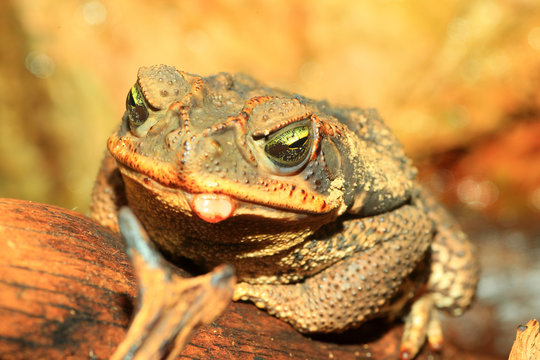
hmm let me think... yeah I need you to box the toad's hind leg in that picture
[400,188,479,358]
[427,218,479,316]
[233,222,431,333]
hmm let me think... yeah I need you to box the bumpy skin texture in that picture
[91,65,479,356]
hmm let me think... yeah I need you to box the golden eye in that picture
[126,83,149,126]
[264,125,312,170]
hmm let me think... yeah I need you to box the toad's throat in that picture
[108,134,337,215]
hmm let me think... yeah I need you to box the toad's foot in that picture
[399,294,443,359]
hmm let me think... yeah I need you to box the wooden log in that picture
[0,198,493,359]
[0,198,136,359]
[509,319,539,360]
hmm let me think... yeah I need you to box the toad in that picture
[91,65,478,358]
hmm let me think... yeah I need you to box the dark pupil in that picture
[127,91,136,107]
[289,137,307,148]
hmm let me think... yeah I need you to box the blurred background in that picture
[1,0,539,358]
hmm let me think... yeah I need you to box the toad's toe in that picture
[400,294,443,359]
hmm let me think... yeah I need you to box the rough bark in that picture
[0,199,494,360]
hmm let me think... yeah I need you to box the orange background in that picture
[1,1,539,357]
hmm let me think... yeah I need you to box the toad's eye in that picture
[126,83,149,126]
[264,125,312,172]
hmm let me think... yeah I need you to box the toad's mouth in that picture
[108,134,341,221]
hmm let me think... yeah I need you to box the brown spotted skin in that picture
[91,65,479,354]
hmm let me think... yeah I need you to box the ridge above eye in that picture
[264,124,312,173]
